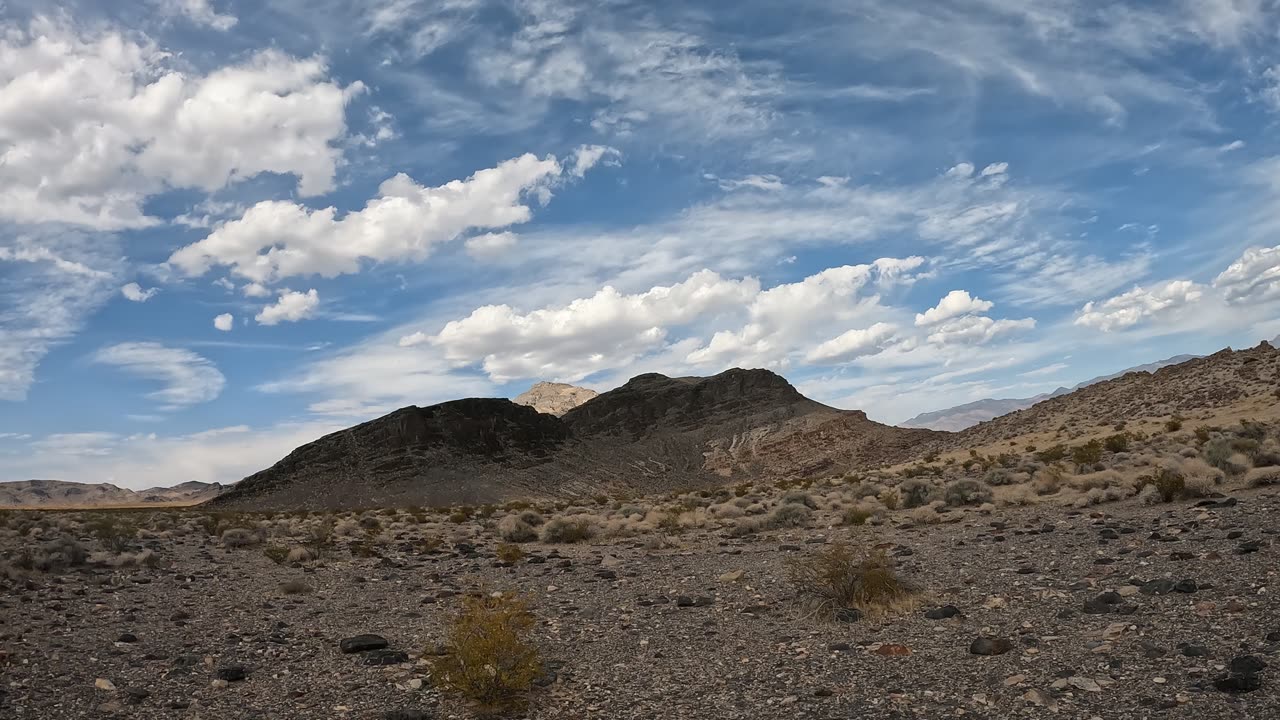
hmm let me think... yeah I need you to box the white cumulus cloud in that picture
[256,289,319,326]
[121,282,158,303]
[1213,244,1280,305]
[154,0,237,30]
[428,270,761,382]
[0,18,359,229]
[806,322,898,364]
[1074,280,1205,331]
[213,313,234,332]
[169,154,572,285]
[914,290,994,326]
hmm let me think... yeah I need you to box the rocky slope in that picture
[208,369,939,511]
[513,381,598,416]
[0,480,224,508]
[902,354,1199,431]
[949,342,1279,449]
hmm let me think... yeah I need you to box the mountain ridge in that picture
[207,368,938,511]
[901,353,1200,431]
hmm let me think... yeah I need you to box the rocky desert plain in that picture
[2,343,1279,719]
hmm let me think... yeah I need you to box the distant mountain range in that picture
[0,479,224,509]
[900,354,1200,431]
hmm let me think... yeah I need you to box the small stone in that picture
[116,633,138,644]
[215,665,247,682]
[970,637,1014,656]
[872,643,911,657]
[675,595,713,608]
[340,634,389,653]
[1004,674,1027,686]
[211,679,229,689]
[95,678,116,692]
[717,569,744,582]
[1173,579,1198,593]
[362,649,409,666]
[925,605,961,620]
[1068,676,1102,692]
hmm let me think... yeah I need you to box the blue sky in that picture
[4,0,1280,488]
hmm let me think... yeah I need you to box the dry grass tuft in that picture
[430,594,542,714]
[495,543,525,564]
[787,542,919,621]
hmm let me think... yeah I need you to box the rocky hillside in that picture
[949,342,1279,448]
[208,368,939,511]
[512,381,598,416]
[0,479,224,508]
[902,354,1198,431]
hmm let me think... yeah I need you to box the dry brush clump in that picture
[430,593,542,714]
[787,541,919,621]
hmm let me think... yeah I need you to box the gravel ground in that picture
[2,489,1277,719]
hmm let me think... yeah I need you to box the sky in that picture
[4,0,1280,489]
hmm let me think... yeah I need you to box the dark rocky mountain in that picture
[208,368,940,511]
[901,353,1199,431]
[0,479,224,508]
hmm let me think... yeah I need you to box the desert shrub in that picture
[768,502,813,528]
[982,468,1015,486]
[993,484,1037,506]
[221,527,261,547]
[497,515,538,543]
[419,534,444,553]
[878,489,900,510]
[728,516,767,537]
[1103,433,1131,453]
[358,515,381,530]
[1246,466,1280,487]
[1182,474,1216,498]
[1236,420,1268,441]
[85,516,136,553]
[898,479,933,509]
[286,546,317,563]
[847,481,884,498]
[708,502,745,519]
[1165,417,1184,432]
[495,543,525,564]
[540,516,594,544]
[909,505,943,524]
[942,479,992,507]
[1031,466,1066,495]
[1036,445,1068,463]
[1249,445,1280,467]
[1070,469,1125,491]
[430,594,541,713]
[842,507,872,526]
[780,490,817,509]
[787,542,917,620]
[262,544,290,565]
[1138,467,1185,502]
[1071,440,1104,468]
[1137,484,1161,505]
[279,579,313,595]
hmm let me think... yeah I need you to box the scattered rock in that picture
[969,637,1014,656]
[340,634,389,653]
[924,605,961,620]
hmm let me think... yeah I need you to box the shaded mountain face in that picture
[0,479,223,508]
[901,354,1200,431]
[512,381,598,416]
[208,368,940,511]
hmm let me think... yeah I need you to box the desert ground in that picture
[2,415,1278,719]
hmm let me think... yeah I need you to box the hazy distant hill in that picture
[0,479,224,508]
[900,354,1199,431]
[513,381,598,416]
